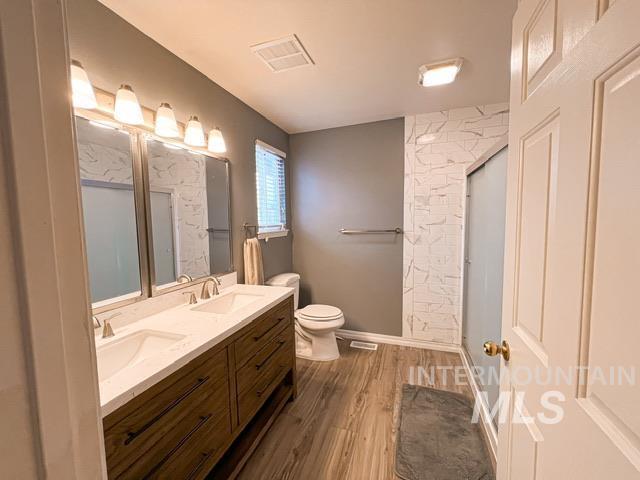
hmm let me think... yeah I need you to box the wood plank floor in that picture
[237,339,472,480]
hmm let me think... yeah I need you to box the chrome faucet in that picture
[200,276,222,300]
[177,274,193,284]
[92,315,101,328]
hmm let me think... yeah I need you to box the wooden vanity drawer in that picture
[234,296,293,369]
[104,348,230,479]
[236,327,293,396]
[127,411,229,480]
[237,340,293,425]
[123,402,230,480]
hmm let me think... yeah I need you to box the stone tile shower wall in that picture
[403,103,509,345]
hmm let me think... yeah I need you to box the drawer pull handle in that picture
[252,317,285,341]
[124,376,210,446]
[142,413,213,479]
[255,340,287,370]
[186,450,215,480]
[256,367,287,397]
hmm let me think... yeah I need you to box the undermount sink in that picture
[191,292,263,315]
[97,330,185,382]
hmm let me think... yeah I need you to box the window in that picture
[255,140,287,237]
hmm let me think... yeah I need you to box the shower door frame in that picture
[460,134,508,461]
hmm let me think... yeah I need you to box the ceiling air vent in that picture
[251,34,314,73]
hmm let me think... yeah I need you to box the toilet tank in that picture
[265,273,300,309]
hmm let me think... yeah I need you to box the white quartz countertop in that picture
[96,284,293,417]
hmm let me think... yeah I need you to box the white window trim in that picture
[255,139,288,241]
[257,228,289,241]
[256,139,287,158]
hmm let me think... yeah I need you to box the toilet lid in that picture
[298,304,343,321]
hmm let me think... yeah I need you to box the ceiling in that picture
[98,0,517,134]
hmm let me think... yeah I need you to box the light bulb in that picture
[184,115,206,147]
[207,127,227,153]
[70,60,97,109]
[154,103,180,138]
[114,84,144,125]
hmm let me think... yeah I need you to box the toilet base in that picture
[295,329,340,361]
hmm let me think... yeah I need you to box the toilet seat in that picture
[296,315,344,332]
[297,304,343,321]
[295,304,345,336]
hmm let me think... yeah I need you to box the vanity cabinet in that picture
[102,296,296,479]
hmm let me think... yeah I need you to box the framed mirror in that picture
[74,114,232,312]
[144,137,233,293]
[75,117,149,310]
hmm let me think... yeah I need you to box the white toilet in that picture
[266,273,344,361]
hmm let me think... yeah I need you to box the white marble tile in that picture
[416,111,447,124]
[448,105,484,120]
[483,125,509,137]
[402,103,509,346]
[404,116,416,144]
[78,143,134,184]
[416,131,447,144]
[482,102,510,115]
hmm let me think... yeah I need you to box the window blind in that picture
[255,143,286,232]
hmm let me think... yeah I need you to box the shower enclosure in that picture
[462,139,508,426]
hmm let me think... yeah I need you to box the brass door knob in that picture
[483,340,510,361]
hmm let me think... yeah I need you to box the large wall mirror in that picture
[76,117,147,308]
[75,116,232,312]
[145,138,232,292]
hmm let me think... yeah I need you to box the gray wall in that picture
[290,119,404,335]
[66,0,292,282]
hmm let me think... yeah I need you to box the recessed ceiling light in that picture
[418,58,463,87]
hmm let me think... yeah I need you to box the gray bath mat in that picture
[395,384,494,480]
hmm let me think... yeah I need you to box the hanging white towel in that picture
[243,237,264,285]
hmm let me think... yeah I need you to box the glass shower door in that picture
[462,146,508,423]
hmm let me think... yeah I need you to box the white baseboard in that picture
[336,328,462,353]
[337,327,498,463]
[459,348,498,463]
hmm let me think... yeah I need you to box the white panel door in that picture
[496,0,640,478]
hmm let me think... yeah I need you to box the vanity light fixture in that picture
[114,84,144,125]
[154,103,180,138]
[207,127,227,154]
[418,58,463,87]
[70,60,97,109]
[184,115,206,147]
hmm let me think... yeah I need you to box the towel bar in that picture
[339,227,402,234]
